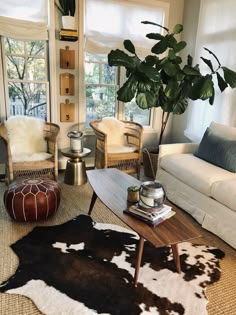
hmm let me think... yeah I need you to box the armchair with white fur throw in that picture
[90,117,143,179]
[0,116,60,184]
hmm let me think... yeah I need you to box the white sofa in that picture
[156,122,236,249]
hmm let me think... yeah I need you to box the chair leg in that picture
[136,161,141,180]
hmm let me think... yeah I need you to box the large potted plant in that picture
[56,0,76,30]
[108,21,236,178]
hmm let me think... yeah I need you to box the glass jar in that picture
[67,131,83,152]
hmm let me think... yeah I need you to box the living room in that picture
[0,0,236,314]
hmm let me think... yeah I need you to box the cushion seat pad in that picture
[107,145,137,154]
[160,154,236,196]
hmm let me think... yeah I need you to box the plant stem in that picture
[159,111,170,146]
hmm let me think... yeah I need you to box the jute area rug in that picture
[0,173,236,314]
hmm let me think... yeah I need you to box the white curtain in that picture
[85,0,169,56]
[185,0,236,142]
[0,0,48,40]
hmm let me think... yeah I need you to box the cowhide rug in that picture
[0,215,224,315]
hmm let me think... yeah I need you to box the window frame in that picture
[1,36,50,120]
[85,52,120,126]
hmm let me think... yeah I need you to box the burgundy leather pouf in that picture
[4,178,61,222]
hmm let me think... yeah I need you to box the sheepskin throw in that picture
[97,117,127,146]
[5,116,51,162]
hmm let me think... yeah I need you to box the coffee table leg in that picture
[88,191,98,215]
[134,236,144,287]
[171,243,181,273]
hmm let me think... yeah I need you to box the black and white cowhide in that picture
[0,215,224,315]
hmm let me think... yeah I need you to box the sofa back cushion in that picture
[195,127,236,172]
[209,121,236,140]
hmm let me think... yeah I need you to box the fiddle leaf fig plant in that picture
[108,21,236,147]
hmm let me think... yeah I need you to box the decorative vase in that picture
[62,16,76,30]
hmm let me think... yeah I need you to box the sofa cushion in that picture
[107,145,137,154]
[211,179,236,212]
[210,121,236,140]
[160,154,236,196]
[195,127,236,172]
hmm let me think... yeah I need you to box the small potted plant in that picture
[56,0,76,30]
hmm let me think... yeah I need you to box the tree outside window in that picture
[4,37,48,120]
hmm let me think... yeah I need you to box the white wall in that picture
[171,0,200,143]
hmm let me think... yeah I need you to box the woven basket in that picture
[142,147,159,179]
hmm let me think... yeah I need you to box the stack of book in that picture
[59,29,78,41]
[124,203,175,226]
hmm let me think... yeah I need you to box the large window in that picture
[85,0,168,128]
[85,53,118,127]
[85,53,151,127]
[3,37,48,120]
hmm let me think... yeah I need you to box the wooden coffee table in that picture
[87,168,201,286]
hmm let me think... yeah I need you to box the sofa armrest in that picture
[158,143,199,168]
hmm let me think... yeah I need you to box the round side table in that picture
[61,148,91,186]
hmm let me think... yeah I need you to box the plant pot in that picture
[62,16,76,30]
[142,147,159,179]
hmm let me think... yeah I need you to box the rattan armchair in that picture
[90,118,143,179]
[0,119,60,184]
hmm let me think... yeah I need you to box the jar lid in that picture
[67,131,83,138]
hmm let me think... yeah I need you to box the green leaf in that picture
[141,21,169,32]
[204,47,221,67]
[117,74,137,102]
[108,49,136,69]
[189,75,214,101]
[160,70,171,84]
[176,71,185,81]
[138,63,161,82]
[200,57,214,72]
[222,67,236,88]
[163,62,179,76]
[167,35,177,49]
[173,24,183,34]
[136,91,157,109]
[165,80,179,99]
[200,76,214,100]
[145,55,159,66]
[173,41,186,53]
[137,80,152,93]
[146,33,163,40]
[124,40,136,54]
[151,37,169,54]
[209,86,215,105]
[187,55,193,66]
[216,72,228,92]
[168,49,176,60]
[183,65,200,76]
[175,56,182,64]
[172,98,188,114]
